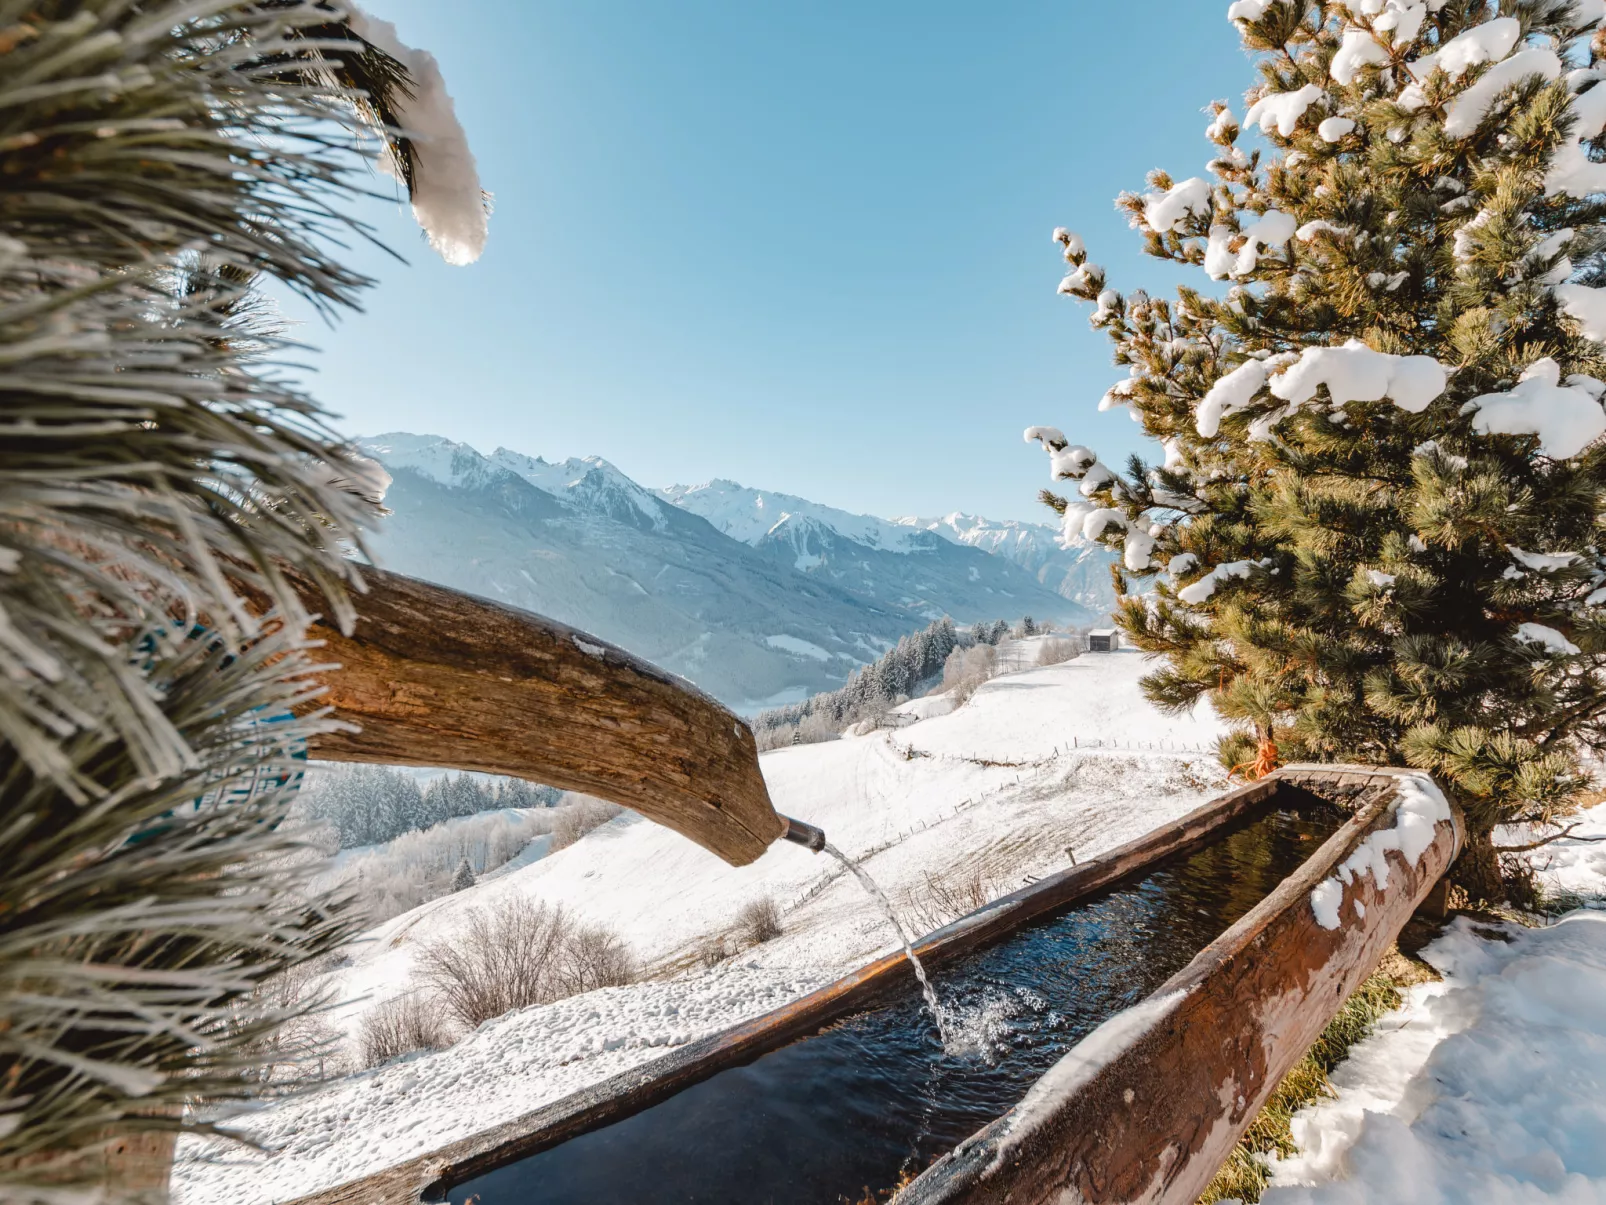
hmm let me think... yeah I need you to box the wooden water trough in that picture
[287,763,1461,1205]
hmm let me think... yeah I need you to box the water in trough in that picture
[448,801,1345,1205]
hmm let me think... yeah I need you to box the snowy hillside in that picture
[358,434,1099,710]
[172,647,1227,1205]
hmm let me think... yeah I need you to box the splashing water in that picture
[823,843,950,1046]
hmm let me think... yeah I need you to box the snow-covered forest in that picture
[296,765,560,849]
[751,615,1080,745]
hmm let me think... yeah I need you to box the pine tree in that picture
[1028,0,1606,899]
[0,0,484,1189]
[451,858,476,893]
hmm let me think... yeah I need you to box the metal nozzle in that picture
[779,815,826,853]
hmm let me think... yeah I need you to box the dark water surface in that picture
[450,803,1344,1205]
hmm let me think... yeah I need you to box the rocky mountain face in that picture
[358,435,1107,711]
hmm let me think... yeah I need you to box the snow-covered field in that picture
[172,647,1227,1205]
[1262,807,1606,1205]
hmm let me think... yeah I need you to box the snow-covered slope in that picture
[172,649,1226,1205]
[660,478,926,552]
[358,435,1097,710]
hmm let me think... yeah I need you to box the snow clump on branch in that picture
[347,6,490,265]
[1243,84,1324,138]
[1463,358,1606,459]
[1142,178,1212,233]
[1270,340,1449,415]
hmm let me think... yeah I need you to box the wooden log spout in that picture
[299,568,785,866]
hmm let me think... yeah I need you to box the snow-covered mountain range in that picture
[358,434,1113,710]
[657,482,1116,613]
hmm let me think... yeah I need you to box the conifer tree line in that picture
[299,766,560,850]
[1030,0,1606,897]
[754,616,1034,738]
[0,0,483,1190]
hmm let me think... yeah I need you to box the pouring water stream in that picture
[823,843,951,1047]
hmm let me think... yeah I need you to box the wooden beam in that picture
[894,766,1463,1205]
[300,568,784,866]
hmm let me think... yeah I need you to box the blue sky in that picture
[285,1,1251,523]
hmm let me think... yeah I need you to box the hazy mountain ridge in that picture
[658,478,1118,613]
[892,512,1118,613]
[358,434,1106,710]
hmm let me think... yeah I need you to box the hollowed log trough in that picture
[290,764,1461,1205]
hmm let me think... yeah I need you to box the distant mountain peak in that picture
[355,433,1114,708]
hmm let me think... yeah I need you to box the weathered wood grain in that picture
[298,568,785,866]
[894,766,1463,1205]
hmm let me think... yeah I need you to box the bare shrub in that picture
[360,992,451,1068]
[418,896,567,1028]
[559,924,637,993]
[941,644,998,707]
[238,957,347,1085]
[900,863,996,936]
[418,896,637,1030]
[1037,637,1081,667]
[735,897,784,947]
[550,796,624,851]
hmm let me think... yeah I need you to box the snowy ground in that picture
[1261,805,1606,1205]
[172,647,1227,1205]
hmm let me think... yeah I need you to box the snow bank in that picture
[1266,805,1606,1203]
[174,966,827,1204]
[1265,911,1606,1204]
